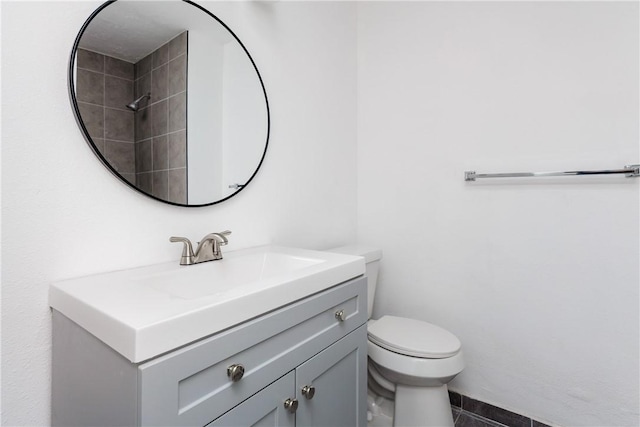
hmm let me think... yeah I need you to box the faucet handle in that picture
[170,236,195,265]
[216,230,231,245]
[214,230,232,245]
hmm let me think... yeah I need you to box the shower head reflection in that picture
[126,93,150,112]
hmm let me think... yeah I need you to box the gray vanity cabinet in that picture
[52,276,367,427]
[208,326,366,427]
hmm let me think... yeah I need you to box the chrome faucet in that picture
[170,231,231,265]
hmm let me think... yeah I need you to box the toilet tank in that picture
[328,245,382,318]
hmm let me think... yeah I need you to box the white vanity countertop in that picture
[49,245,364,363]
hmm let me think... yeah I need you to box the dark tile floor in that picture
[453,408,509,427]
[450,391,552,427]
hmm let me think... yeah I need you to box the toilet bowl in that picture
[329,245,464,427]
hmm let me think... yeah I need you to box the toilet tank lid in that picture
[328,245,382,263]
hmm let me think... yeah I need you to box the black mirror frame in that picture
[68,0,270,207]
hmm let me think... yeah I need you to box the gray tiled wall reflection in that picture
[134,31,188,204]
[77,49,136,185]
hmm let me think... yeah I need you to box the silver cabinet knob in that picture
[301,385,316,400]
[227,364,245,382]
[284,398,298,413]
[335,309,346,322]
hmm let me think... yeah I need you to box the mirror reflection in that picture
[71,0,269,206]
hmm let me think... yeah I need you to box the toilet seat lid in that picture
[368,315,461,359]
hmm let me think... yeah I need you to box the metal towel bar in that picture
[465,164,640,182]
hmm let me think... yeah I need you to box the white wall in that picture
[358,2,639,426]
[1,1,357,425]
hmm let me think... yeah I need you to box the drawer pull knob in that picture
[227,364,245,382]
[335,309,346,322]
[284,398,298,413]
[301,385,316,399]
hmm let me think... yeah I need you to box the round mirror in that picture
[69,0,270,207]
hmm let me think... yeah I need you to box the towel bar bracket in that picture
[625,164,640,178]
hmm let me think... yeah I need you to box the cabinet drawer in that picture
[138,276,366,426]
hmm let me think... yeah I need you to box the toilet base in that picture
[393,384,454,427]
[367,390,394,427]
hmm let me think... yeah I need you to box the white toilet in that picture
[330,245,464,427]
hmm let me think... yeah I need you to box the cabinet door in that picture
[207,372,296,427]
[295,325,367,427]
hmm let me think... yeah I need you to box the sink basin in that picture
[49,246,364,363]
[147,250,324,299]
